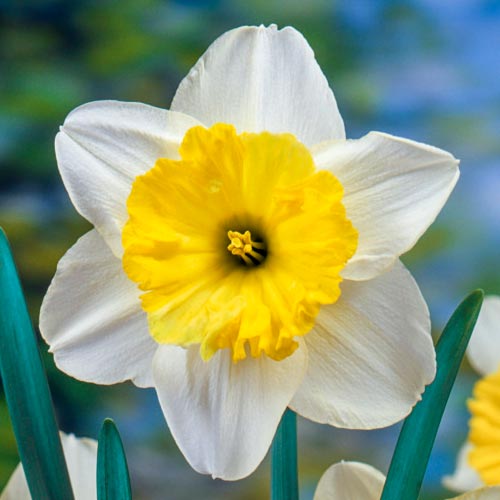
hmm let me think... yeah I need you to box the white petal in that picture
[0,465,29,500]
[56,100,201,256]
[443,442,484,493]
[152,343,308,480]
[290,260,435,429]
[0,433,97,500]
[40,229,157,388]
[449,487,500,500]
[0,464,31,500]
[313,131,459,280]
[171,25,345,145]
[466,296,500,376]
[313,461,385,500]
[58,434,98,500]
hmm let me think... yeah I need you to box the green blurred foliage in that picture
[0,398,18,489]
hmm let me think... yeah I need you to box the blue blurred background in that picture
[1,1,499,498]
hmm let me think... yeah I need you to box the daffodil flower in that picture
[40,25,459,480]
[444,296,500,492]
[0,433,97,500]
[314,461,500,500]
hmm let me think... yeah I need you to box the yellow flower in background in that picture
[0,434,97,500]
[444,296,500,492]
[40,25,459,480]
[315,461,500,500]
[468,368,500,485]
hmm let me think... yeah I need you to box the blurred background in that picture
[1,0,499,498]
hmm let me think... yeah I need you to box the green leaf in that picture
[0,228,74,499]
[271,408,298,500]
[97,418,132,500]
[381,289,484,500]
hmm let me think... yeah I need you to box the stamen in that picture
[227,230,266,266]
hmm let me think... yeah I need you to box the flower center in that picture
[227,230,267,266]
[122,123,358,362]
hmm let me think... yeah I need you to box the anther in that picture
[227,230,266,266]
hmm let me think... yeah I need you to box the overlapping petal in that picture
[0,433,97,500]
[152,343,307,480]
[314,462,384,500]
[467,296,500,376]
[171,25,345,146]
[290,260,435,429]
[56,101,201,255]
[40,229,157,388]
[313,131,459,280]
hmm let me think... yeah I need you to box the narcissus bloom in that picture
[0,433,97,500]
[444,296,500,492]
[315,461,500,500]
[41,25,459,480]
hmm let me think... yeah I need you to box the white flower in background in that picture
[444,296,500,492]
[0,433,97,500]
[40,25,459,480]
[314,461,500,500]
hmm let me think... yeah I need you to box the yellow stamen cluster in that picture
[227,230,266,266]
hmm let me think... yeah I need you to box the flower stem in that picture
[271,408,299,500]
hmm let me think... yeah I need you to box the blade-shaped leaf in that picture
[271,408,298,500]
[97,418,132,500]
[0,228,74,499]
[381,289,484,500]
